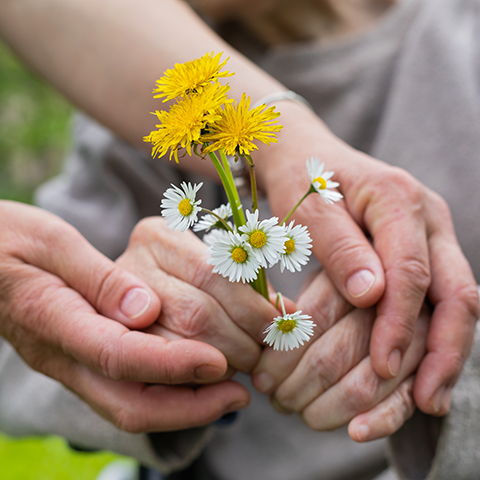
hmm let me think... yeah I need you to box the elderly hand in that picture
[0,201,248,432]
[116,216,280,374]
[252,269,427,442]
[256,102,479,417]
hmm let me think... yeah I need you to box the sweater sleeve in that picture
[388,321,480,480]
[0,338,210,475]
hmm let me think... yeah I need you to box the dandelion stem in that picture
[208,151,245,227]
[281,190,311,226]
[245,154,258,213]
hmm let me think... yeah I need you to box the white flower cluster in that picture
[160,158,341,351]
[162,187,313,284]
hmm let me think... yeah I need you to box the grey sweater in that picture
[0,0,478,478]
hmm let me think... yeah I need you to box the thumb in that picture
[15,204,161,329]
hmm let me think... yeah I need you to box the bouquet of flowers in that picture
[144,52,342,351]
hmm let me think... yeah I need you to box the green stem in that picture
[209,152,267,299]
[208,151,245,228]
[280,190,312,226]
[245,154,258,213]
[200,208,234,233]
[252,267,269,301]
[275,292,287,316]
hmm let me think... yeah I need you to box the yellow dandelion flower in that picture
[202,93,283,157]
[144,83,229,163]
[153,52,233,102]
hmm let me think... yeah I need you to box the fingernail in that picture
[252,372,274,394]
[120,288,151,319]
[355,424,370,441]
[270,394,293,415]
[225,400,248,414]
[346,270,375,298]
[387,349,402,377]
[432,386,451,414]
[194,364,225,381]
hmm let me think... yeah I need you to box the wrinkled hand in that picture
[0,201,247,432]
[117,216,280,374]
[256,103,479,416]
[253,269,427,442]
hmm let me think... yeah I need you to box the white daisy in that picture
[306,157,343,204]
[202,226,231,246]
[238,210,287,268]
[280,221,313,273]
[161,182,203,232]
[209,231,260,283]
[193,203,233,232]
[263,311,316,351]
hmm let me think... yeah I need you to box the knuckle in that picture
[383,168,424,203]
[381,404,403,436]
[457,283,480,321]
[342,370,381,412]
[383,313,417,346]
[189,254,216,291]
[325,236,369,272]
[308,350,342,391]
[96,340,122,380]
[175,298,214,339]
[112,406,143,433]
[391,256,431,296]
[129,217,159,245]
[94,265,122,307]
[383,383,415,435]
[444,350,466,377]
[429,190,451,216]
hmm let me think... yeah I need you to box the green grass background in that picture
[0,41,129,479]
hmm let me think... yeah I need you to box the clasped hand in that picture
[117,216,429,441]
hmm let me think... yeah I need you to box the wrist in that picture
[254,101,347,201]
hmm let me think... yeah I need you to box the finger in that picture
[348,376,415,442]
[252,270,352,394]
[363,169,431,380]
[261,147,385,310]
[271,308,375,413]
[301,311,428,431]
[8,267,228,383]
[127,217,279,342]
[55,357,250,432]
[144,272,262,372]
[117,235,261,372]
[149,217,279,341]
[6,203,160,329]
[142,322,239,384]
[412,194,479,415]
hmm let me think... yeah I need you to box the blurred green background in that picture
[0,42,127,479]
[0,40,71,203]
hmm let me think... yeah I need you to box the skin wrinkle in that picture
[275,308,375,411]
[141,219,274,341]
[120,249,261,372]
[302,313,428,430]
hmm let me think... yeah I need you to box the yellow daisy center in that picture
[278,319,296,333]
[231,247,247,263]
[284,238,296,255]
[250,230,267,249]
[178,198,193,216]
[313,176,327,190]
